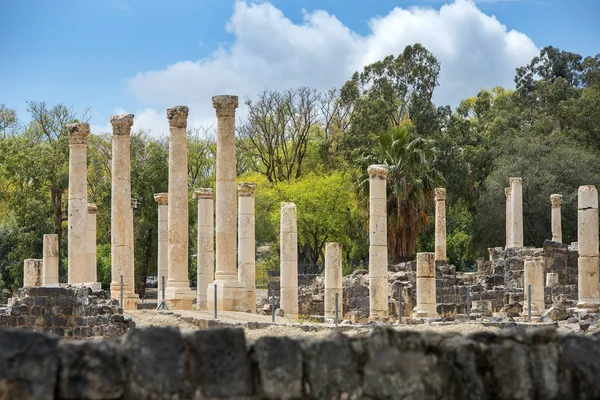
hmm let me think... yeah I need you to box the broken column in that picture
[193,188,213,310]
[510,177,523,247]
[42,234,59,286]
[280,202,298,318]
[551,194,563,243]
[414,252,437,317]
[522,258,544,317]
[368,164,389,319]
[154,193,168,300]
[66,122,90,285]
[207,96,243,312]
[505,187,512,249]
[577,185,600,312]
[238,183,257,313]
[165,106,194,309]
[110,114,138,309]
[86,203,98,286]
[324,242,343,319]
[23,259,42,287]
[434,188,447,262]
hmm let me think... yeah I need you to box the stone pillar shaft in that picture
[368,165,388,319]
[23,259,42,287]
[434,188,446,262]
[551,194,563,243]
[193,189,213,310]
[577,185,599,311]
[415,252,437,317]
[238,183,256,313]
[165,106,194,309]
[42,234,59,286]
[505,187,512,249]
[154,193,169,301]
[509,177,523,247]
[110,114,138,309]
[280,202,298,318]
[67,123,89,285]
[86,204,97,284]
[522,259,544,316]
[324,242,343,319]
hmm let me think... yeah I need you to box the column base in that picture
[207,279,244,312]
[369,310,388,321]
[165,286,195,310]
[240,289,256,313]
[575,301,600,314]
[412,304,438,318]
[84,282,102,292]
[110,292,140,311]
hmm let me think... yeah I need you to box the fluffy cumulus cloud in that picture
[125,0,538,135]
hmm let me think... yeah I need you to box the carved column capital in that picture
[67,123,90,145]
[212,95,238,118]
[166,106,189,128]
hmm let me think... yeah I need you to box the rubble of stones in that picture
[2,324,600,399]
[265,240,593,330]
[0,286,134,338]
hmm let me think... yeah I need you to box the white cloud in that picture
[125,0,538,134]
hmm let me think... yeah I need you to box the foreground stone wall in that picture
[1,326,599,399]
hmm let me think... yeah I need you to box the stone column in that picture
[67,122,89,285]
[324,242,343,319]
[23,259,42,287]
[434,188,447,262]
[130,200,135,287]
[86,203,98,286]
[42,234,59,286]
[165,106,194,309]
[238,183,257,313]
[154,193,169,302]
[414,252,437,318]
[207,95,243,312]
[510,177,523,248]
[505,187,512,249]
[577,185,600,312]
[193,189,213,310]
[110,114,138,309]
[280,202,298,318]
[522,258,544,317]
[368,165,389,319]
[551,194,563,243]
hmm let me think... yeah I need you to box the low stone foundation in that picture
[1,326,599,399]
[0,286,134,338]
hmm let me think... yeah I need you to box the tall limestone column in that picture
[280,202,299,318]
[66,122,90,285]
[434,188,447,262]
[577,185,600,312]
[413,252,437,318]
[207,95,243,312]
[551,194,563,243]
[42,234,59,286]
[193,188,213,310]
[238,183,257,313]
[154,193,169,301]
[510,177,523,248]
[324,242,343,319]
[505,187,512,249]
[368,165,389,319]
[86,204,98,286]
[165,106,194,309]
[522,258,544,317]
[110,114,138,309]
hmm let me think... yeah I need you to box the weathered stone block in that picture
[253,336,303,399]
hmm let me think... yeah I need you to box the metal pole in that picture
[120,274,124,309]
[398,287,402,325]
[162,276,166,302]
[271,290,275,323]
[466,287,471,319]
[335,292,339,327]
[214,284,218,319]
[527,284,532,322]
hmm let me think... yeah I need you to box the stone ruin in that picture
[0,286,133,339]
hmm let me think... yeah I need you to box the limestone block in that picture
[522,259,545,317]
[578,185,598,209]
[578,208,599,257]
[43,234,59,286]
[23,259,43,287]
[546,272,559,287]
[551,194,563,243]
[369,215,387,246]
[324,243,343,318]
[369,275,388,318]
[416,253,436,278]
[368,246,388,278]
[577,255,600,310]
[509,177,523,248]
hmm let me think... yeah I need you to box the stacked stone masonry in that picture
[1,325,600,399]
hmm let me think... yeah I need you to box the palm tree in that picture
[357,122,444,262]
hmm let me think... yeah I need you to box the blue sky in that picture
[1,0,598,135]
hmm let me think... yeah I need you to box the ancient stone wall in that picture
[1,326,599,399]
[0,287,133,338]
